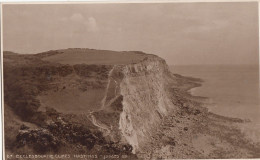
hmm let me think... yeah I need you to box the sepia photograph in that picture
[1,1,260,159]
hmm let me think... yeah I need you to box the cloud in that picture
[184,19,229,33]
[60,13,99,32]
[84,17,98,32]
[70,13,84,22]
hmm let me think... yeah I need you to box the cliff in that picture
[4,48,259,159]
[91,56,176,153]
[3,48,178,155]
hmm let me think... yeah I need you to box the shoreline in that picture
[188,75,257,123]
[150,72,260,158]
[184,73,260,144]
[145,86,260,158]
[179,73,254,121]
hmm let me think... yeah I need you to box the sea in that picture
[170,65,260,143]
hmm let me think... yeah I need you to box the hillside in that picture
[3,48,260,159]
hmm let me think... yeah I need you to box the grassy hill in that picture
[38,48,151,65]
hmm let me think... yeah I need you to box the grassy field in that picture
[42,48,149,65]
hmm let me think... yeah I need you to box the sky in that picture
[2,2,259,65]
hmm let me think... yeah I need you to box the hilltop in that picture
[37,48,154,65]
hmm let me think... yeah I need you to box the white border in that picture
[0,0,259,3]
[1,2,4,160]
[0,1,259,160]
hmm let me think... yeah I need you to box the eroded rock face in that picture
[91,56,176,153]
[119,58,175,152]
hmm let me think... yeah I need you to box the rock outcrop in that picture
[92,56,176,153]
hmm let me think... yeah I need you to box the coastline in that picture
[143,73,260,159]
[3,50,259,159]
[183,74,260,157]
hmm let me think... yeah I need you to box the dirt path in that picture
[87,112,111,136]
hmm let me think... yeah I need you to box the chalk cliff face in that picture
[93,56,176,153]
[119,60,174,153]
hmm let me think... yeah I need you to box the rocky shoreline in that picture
[138,74,260,159]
